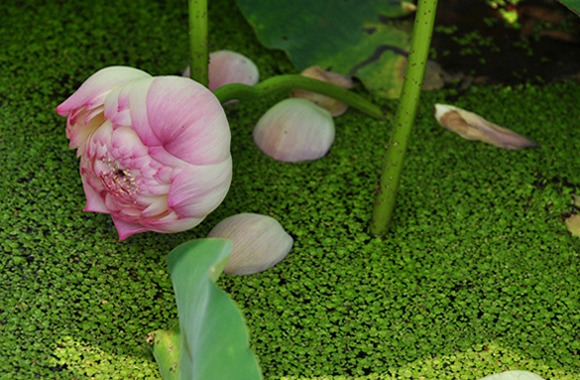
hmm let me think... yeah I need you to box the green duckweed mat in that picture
[1,0,579,379]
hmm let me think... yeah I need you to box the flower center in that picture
[100,157,139,203]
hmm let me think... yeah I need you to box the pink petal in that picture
[168,157,232,218]
[112,216,149,241]
[81,174,110,213]
[66,110,106,154]
[207,213,293,275]
[103,86,132,128]
[182,50,259,92]
[136,76,230,165]
[140,195,170,218]
[253,98,335,162]
[146,214,207,234]
[56,66,151,117]
[208,50,259,91]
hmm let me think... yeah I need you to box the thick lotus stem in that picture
[369,0,438,237]
[189,0,209,87]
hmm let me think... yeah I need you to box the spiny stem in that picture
[213,75,386,120]
[369,0,438,236]
[189,0,208,87]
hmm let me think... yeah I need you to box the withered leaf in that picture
[572,194,580,208]
[433,104,539,150]
[291,66,355,117]
[565,214,580,237]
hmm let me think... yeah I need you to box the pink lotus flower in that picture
[56,66,232,240]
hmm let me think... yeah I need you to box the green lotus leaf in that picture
[151,239,262,380]
[236,0,435,98]
[557,0,580,16]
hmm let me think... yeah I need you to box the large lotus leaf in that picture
[236,0,439,98]
[557,0,580,16]
[160,238,262,380]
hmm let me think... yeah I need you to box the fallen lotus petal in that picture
[434,104,539,150]
[183,50,259,92]
[478,370,545,380]
[253,98,335,162]
[565,214,580,237]
[57,66,232,240]
[207,213,293,275]
[291,65,354,117]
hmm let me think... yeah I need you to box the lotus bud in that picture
[291,66,354,117]
[182,50,259,92]
[434,104,539,150]
[253,98,335,162]
[56,66,232,240]
[207,213,293,275]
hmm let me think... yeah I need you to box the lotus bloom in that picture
[253,98,335,162]
[183,50,259,92]
[56,66,232,240]
[207,213,293,275]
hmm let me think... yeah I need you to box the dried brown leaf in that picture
[572,194,580,208]
[565,214,580,237]
[291,66,355,117]
[433,104,539,150]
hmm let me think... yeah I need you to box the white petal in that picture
[207,213,293,275]
[253,98,335,162]
[182,50,259,92]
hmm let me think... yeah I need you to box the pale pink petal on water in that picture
[182,50,259,92]
[253,98,335,162]
[207,213,293,275]
[208,50,259,91]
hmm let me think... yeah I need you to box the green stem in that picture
[369,0,438,236]
[213,75,386,120]
[189,0,208,87]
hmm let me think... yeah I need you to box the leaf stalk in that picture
[369,0,438,236]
